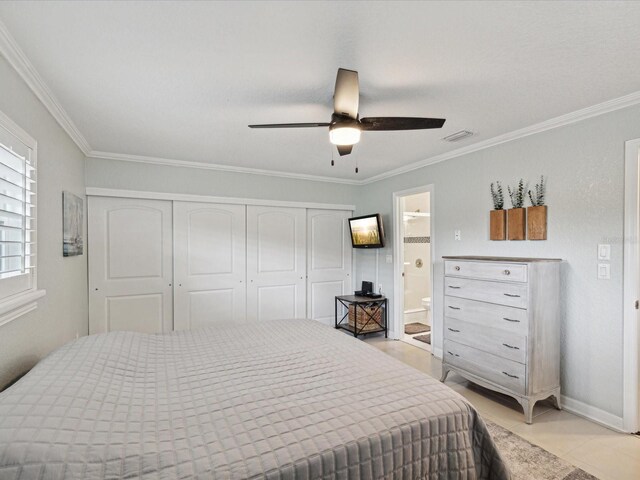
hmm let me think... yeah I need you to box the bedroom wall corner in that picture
[0,55,88,390]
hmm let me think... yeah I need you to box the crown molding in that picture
[87,150,362,185]
[360,90,640,185]
[0,19,91,154]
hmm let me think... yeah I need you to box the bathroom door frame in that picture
[623,137,640,433]
[392,184,434,345]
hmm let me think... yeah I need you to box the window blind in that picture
[0,124,35,295]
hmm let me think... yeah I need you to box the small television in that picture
[348,213,385,248]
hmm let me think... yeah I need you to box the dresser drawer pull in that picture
[447,351,460,357]
[502,371,519,379]
[502,343,519,350]
[448,285,461,289]
[503,317,520,323]
[448,306,461,310]
[503,269,511,275]
[447,328,460,333]
[454,266,461,271]
[503,293,521,298]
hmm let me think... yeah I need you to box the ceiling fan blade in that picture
[337,144,353,156]
[248,122,330,128]
[333,68,359,119]
[359,117,446,131]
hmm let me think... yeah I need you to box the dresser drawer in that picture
[444,296,528,335]
[444,317,526,363]
[445,277,528,308]
[445,260,527,283]
[444,340,526,395]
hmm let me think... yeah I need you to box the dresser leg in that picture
[440,367,450,383]
[550,390,562,410]
[519,398,535,424]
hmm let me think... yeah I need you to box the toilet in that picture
[421,297,431,310]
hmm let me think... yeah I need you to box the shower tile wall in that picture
[402,193,431,313]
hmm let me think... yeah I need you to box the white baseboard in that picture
[561,395,625,432]
[432,347,443,359]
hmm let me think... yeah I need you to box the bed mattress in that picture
[0,319,509,479]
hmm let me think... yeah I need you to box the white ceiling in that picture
[1,1,640,181]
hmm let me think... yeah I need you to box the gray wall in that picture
[86,158,358,206]
[355,104,640,418]
[0,56,87,389]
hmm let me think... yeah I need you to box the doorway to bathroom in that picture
[392,186,433,352]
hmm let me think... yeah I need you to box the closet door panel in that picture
[88,197,173,334]
[174,202,246,329]
[107,294,164,333]
[256,284,297,321]
[247,206,306,321]
[307,209,352,325]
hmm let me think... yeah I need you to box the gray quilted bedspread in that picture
[0,319,509,479]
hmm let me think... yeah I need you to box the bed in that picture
[0,319,509,479]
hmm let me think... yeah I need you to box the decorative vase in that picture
[489,209,506,240]
[507,208,526,240]
[527,205,547,240]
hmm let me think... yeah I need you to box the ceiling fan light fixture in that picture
[329,125,361,146]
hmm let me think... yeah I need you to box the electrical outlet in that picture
[378,284,383,294]
[454,230,461,241]
[385,254,393,264]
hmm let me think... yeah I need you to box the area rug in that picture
[404,322,430,335]
[485,420,599,479]
[413,333,431,344]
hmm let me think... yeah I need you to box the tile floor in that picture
[364,335,640,480]
[402,311,431,351]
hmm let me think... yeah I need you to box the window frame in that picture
[0,109,45,327]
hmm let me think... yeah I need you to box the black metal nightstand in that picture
[335,295,388,338]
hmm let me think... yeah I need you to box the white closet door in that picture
[88,197,173,334]
[173,202,246,330]
[306,209,353,325]
[246,206,306,321]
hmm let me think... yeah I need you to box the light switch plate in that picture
[598,244,611,261]
[454,230,461,241]
[598,263,610,280]
[385,254,393,264]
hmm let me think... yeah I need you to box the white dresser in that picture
[440,256,562,423]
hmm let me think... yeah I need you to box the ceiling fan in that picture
[249,68,446,158]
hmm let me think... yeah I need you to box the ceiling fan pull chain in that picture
[355,157,359,174]
[331,145,334,166]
